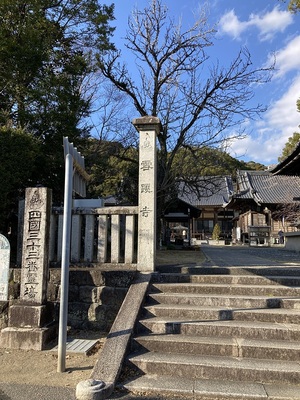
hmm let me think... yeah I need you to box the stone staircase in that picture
[118,265,300,399]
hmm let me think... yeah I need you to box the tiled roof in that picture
[177,171,300,209]
[178,176,234,207]
[229,170,300,205]
[271,142,300,175]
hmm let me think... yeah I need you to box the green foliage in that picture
[288,0,300,12]
[173,147,232,177]
[212,223,221,240]
[242,161,266,171]
[278,132,300,162]
[86,141,268,210]
[85,139,139,205]
[0,126,41,232]
[0,0,115,204]
[172,146,266,180]
[0,0,115,129]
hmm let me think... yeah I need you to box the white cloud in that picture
[271,36,300,78]
[248,6,294,41]
[229,75,300,164]
[219,6,293,41]
[265,75,300,131]
[218,10,247,40]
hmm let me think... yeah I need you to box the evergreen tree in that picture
[212,224,221,241]
[278,132,300,162]
[0,126,40,234]
[0,0,115,201]
[288,0,300,12]
[85,139,139,204]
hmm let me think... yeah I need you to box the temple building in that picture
[162,143,300,247]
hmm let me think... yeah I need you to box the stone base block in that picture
[0,323,57,351]
[0,301,8,330]
[8,303,54,328]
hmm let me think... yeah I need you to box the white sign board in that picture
[0,234,10,301]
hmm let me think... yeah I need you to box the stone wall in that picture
[5,267,137,332]
[0,302,8,330]
[284,232,300,252]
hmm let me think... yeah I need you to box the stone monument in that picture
[0,187,56,350]
[0,234,10,302]
[133,116,160,272]
[0,234,10,329]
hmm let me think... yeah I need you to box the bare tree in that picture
[90,79,134,142]
[97,0,274,220]
[272,203,300,228]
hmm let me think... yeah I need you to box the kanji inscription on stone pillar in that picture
[133,116,161,272]
[20,187,52,304]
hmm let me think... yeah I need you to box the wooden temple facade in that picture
[163,143,300,246]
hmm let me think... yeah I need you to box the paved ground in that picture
[200,245,300,268]
[0,245,299,400]
[0,384,76,400]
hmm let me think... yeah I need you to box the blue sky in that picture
[102,0,300,166]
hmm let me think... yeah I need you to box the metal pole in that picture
[57,153,73,373]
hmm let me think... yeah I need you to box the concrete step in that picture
[155,265,300,276]
[133,334,300,361]
[154,273,300,286]
[144,303,300,324]
[281,298,300,309]
[138,318,300,341]
[121,267,300,399]
[151,282,300,297]
[127,351,300,384]
[148,292,285,308]
[123,375,300,399]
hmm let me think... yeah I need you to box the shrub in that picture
[212,223,221,241]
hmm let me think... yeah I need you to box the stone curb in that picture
[76,273,152,400]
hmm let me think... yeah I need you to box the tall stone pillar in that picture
[0,234,10,302]
[0,187,56,350]
[133,116,161,272]
[20,187,52,303]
